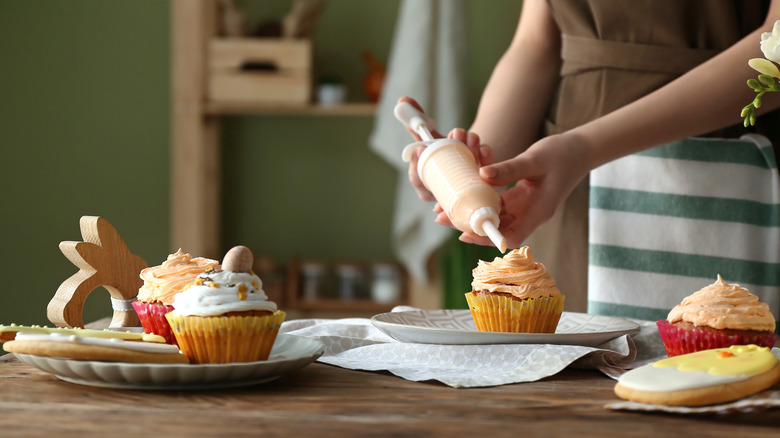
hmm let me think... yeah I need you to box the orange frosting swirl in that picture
[471,247,561,299]
[136,249,220,305]
[667,275,776,331]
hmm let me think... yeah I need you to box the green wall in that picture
[0,0,522,325]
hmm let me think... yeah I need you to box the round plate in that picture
[14,334,324,390]
[370,310,640,346]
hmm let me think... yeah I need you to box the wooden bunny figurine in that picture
[47,216,147,328]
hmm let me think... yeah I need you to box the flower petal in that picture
[748,58,780,77]
[760,21,780,62]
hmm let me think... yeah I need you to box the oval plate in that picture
[14,334,324,390]
[371,310,640,346]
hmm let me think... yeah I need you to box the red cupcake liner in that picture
[656,319,777,357]
[132,301,177,345]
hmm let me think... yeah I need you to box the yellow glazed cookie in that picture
[614,345,780,406]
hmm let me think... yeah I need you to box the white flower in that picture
[760,20,780,62]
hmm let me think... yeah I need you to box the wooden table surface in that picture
[0,352,778,437]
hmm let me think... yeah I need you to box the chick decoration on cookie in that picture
[615,345,780,406]
[47,216,148,328]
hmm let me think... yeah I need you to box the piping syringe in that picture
[395,101,508,252]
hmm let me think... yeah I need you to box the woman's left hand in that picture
[451,132,589,249]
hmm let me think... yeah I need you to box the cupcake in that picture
[657,275,777,357]
[132,249,220,345]
[165,245,285,364]
[465,247,565,333]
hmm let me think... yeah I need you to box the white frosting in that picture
[14,332,180,354]
[618,364,748,392]
[618,349,780,392]
[170,270,277,317]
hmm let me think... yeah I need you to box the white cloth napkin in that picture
[607,391,780,414]
[281,311,780,412]
[280,308,662,388]
[368,0,467,284]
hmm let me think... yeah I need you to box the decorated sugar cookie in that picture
[3,332,187,364]
[615,345,780,406]
[0,324,165,343]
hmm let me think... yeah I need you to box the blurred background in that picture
[0,0,523,325]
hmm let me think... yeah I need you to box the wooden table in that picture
[0,353,777,437]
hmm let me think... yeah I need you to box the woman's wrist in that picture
[551,129,597,178]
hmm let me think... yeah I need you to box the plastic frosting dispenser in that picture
[395,101,508,252]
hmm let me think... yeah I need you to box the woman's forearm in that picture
[470,0,562,162]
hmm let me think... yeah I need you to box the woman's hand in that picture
[453,132,590,248]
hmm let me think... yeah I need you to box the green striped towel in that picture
[588,134,780,325]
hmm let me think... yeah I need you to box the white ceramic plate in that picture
[371,310,640,346]
[14,334,324,390]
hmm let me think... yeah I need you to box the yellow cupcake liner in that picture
[165,311,286,364]
[465,292,565,333]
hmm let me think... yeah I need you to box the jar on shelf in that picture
[255,255,285,305]
[371,263,402,303]
[300,261,329,301]
[335,263,368,300]
[316,74,346,106]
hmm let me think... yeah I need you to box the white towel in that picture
[369,0,467,284]
[588,134,780,322]
[279,306,653,388]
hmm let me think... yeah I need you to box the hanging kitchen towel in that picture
[588,134,780,323]
[368,0,467,284]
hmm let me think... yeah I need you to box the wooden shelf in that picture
[289,298,404,313]
[171,0,415,311]
[170,0,381,259]
[206,101,377,116]
[285,257,408,314]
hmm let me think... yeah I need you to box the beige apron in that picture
[527,0,778,314]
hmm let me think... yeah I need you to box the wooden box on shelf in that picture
[286,257,408,316]
[208,38,312,104]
